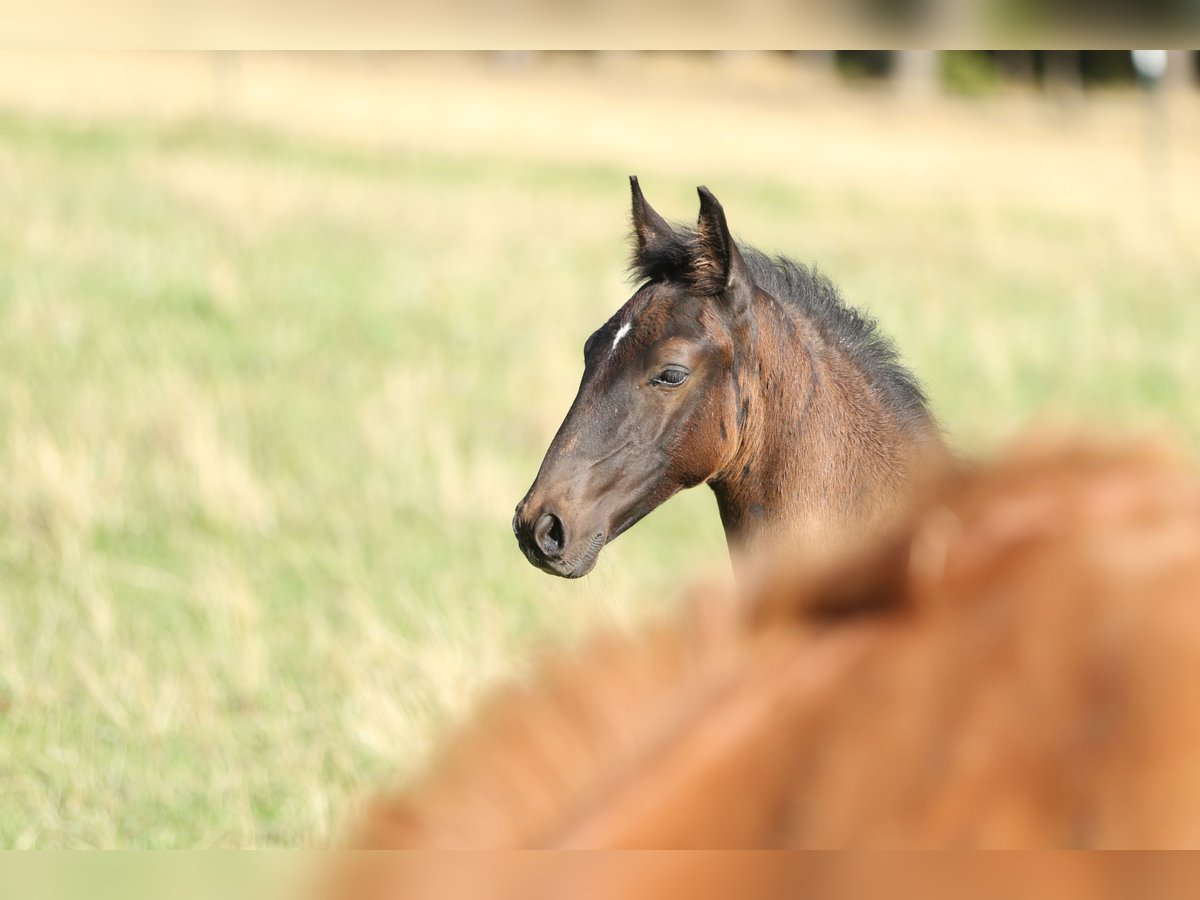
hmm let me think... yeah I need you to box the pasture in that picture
[0,53,1198,847]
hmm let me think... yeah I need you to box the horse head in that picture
[513,178,751,577]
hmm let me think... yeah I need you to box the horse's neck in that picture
[711,317,936,565]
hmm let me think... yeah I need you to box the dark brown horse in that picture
[513,177,943,577]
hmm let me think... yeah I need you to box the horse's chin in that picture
[564,557,599,579]
[559,507,653,578]
[542,503,664,578]
[562,531,606,579]
[525,530,607,579]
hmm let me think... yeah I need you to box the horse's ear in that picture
[693,186,752,310]
[629,176,676,272]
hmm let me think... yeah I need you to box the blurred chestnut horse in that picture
[348,437,1200,875]
[513,178,942,577]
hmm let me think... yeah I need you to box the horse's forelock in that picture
[628,225,742,298]
[628,224,695,285]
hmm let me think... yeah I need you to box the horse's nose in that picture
[533,512,566,560]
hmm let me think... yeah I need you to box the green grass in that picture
[0,96,1197,847]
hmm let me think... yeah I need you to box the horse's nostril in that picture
[535,513,566,559]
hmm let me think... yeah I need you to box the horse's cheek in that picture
[670,406,727,489]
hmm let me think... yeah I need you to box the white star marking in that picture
[611,321,632,352]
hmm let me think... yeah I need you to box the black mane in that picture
[631,226,931,428]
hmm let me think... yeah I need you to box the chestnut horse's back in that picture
[333,436,1200,897]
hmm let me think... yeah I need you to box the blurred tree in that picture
[942,51,1000,96]
[894,50,940,98]
[836,50,894,81]
[1165,50,1197,91]
[1043,50,1084,100]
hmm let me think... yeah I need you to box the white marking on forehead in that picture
[611,321,632,353]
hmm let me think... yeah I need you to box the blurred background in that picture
[0,50,1197,847]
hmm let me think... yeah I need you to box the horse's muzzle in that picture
[513,500,603,578]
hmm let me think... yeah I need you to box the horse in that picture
[342,436,1200,875]
[512,177,943,578]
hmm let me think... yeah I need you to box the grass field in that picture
[1,54,1198,847]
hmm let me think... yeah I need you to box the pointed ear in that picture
[693,186,752,308]
[629,175,676,267]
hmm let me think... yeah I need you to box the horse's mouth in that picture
[520,529,606,579]
[547,508,651,578]
[553,508,652,578]
[564,505,661,577]
[561,531,606,579]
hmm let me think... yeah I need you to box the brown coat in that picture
[337,438,1200,897]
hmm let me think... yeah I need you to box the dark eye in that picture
[652,366,690,387]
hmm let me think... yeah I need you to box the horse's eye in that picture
[652,366,690,387]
